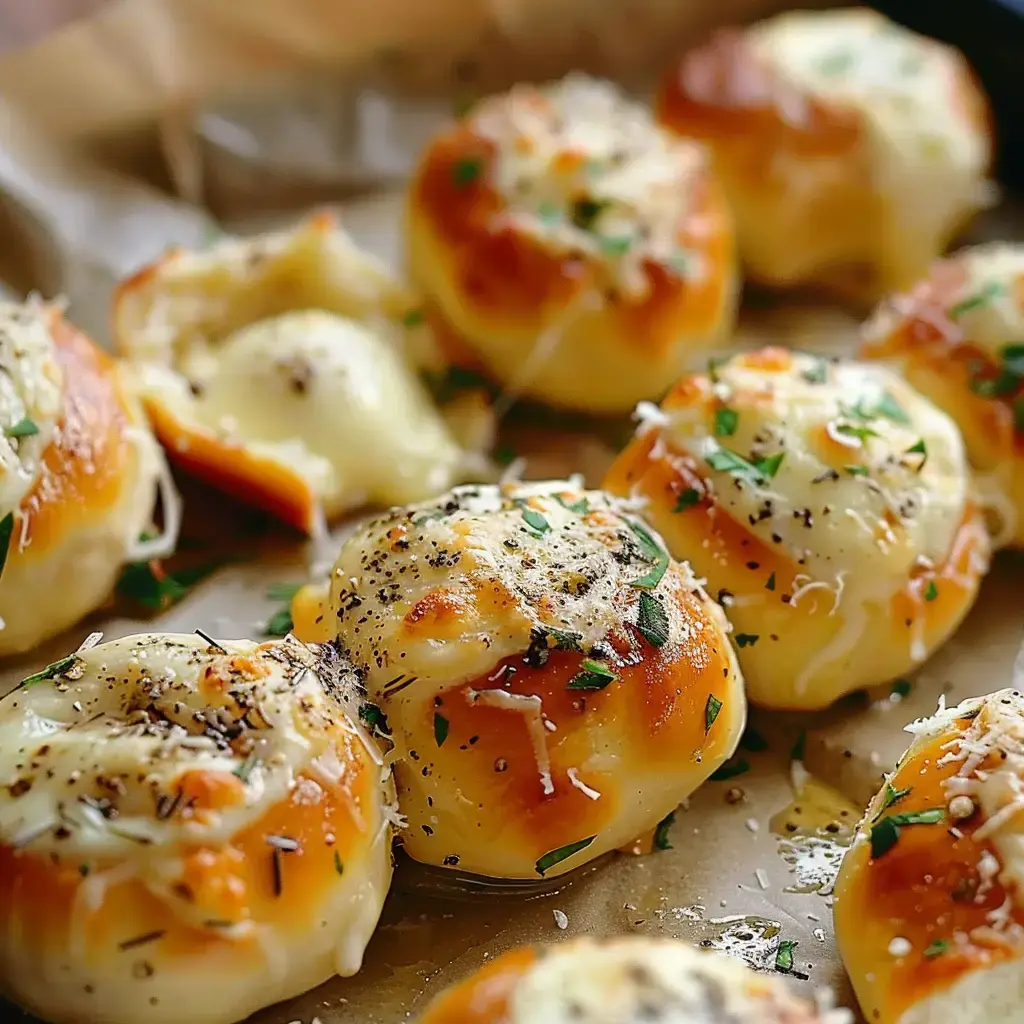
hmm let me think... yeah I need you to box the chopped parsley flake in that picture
[905,439,928,471]
[628,520,669,589]
[710,757,750,782]
[873,391,911,425]
[714,407,738,437]
[117,557,223,611]
[734,633,759,648]
[704,693,723,734]
[0,511,13,579]
[4,417,38,439]
[765,572,776,591]
[636,591,670,647]
[570,197,608,231]
[433,712,449,747]
[653,810,676,851]
[844,465,870,477]
[567,659,619,690]
[790,731,806,762]
[601,236,632,257]
[801,358,829,384]
[881,783,912,812]
[452,158,482,187]
[870,808,945,858]
[519,506,550,534]
[891,678,912,698]
[334,851,345,876]
[402,309,424,327]
[264,582,301,637]
[924,580,938,602]
[535,835,596,876]
[548,627,584,651]
[673,487,701,513]
[950,279,1004,318]
[233,750,260,783]
[775,939,798,973]
[1002,343,1024,376]
[835,422,880,444]
[14,654,82,691]
[554,493,589,515]
[705,445,784,485]
[924,939,949,959]
[359,702,390,736]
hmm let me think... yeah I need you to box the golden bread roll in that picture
[835,685,1024,1023]
[656,8,992,300]
[861,242,1024,548]
[604,347,990,710]
[113,213,463,535]
[0,632,395,1024]
[293,480,745,878]
[0,300,173,657]
[416,936,850,1023]
[406,74,738,414]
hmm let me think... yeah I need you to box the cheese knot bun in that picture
[861,242,1024,547]
[0,632,395,1024]
[312,480,745,879]
[835,686,1024,1024]
[407,73,738,414]
[417,936,850,1023]
[114,213,462,535]
[656,8,992,299]
[604,348,990,710]
[0,300,174,656]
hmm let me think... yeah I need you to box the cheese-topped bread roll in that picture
[834,686,1024,1024]
[407,74,738,414]
[299,480,745,879]
[0,632,394,1024]
[656,8,992,300]
[604,348,990,710]
[861,242,1024,548]
[417,936,849,1023]
[0,300,174,657]
[114,213,463,535]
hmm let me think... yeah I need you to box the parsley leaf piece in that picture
[535,835,597,876]
[891,678,912,698]
[0,511,13,579]
[714,407,739,437]
[433,713,449,747]
[705,445,784,485]
[924,939,949,959]
[882,783,912,811]
[548,627,584,651]
[117,559,222,611]
[653,810,675,851]
[673,487,701,513]
[924,581,938,602]
[334,850,345,876]
[765,571,776,591]
[835,422,881,444]
[790,731,806,762]
[264,582,301,638]
[452,158,482,187]
[1000,343,1024,376]
[874,391,911,425]
[402,309,424,327]
[567,659,619,690]
[844,465,870,476]
[359,702,390,736]
[775,939,798,973]
[636,591,670,647]
[601,236,631,257]
[734,633,759,648]
[554,493,590,515]
[15,654,81,690]
[520,507,550,534]
[628,520,669,589]
[950,279,1004,319]
[704,694,723,734]
[801,358,829,384]
[570,197,608,231]
[710,757,750,782]
[870,808,945,858]
[905,439,928,471]
[4,417,38,439]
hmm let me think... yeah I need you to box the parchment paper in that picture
[0,3,1019,1022]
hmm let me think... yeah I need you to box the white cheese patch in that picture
[0,300,64,517]
[331,480,704,695]
[469,74,709,298]
[508,937,849,1023]
[751,9,990,284]
[658,352,972,604]
[142,310,463,512]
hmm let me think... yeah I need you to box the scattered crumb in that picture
[745,817,760,833]
[888,937,911,957]
[725,787,745,804]
[755,868,769,890]
[553,909,569,930]
[813,928,826,942]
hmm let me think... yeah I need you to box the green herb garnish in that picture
[653,810,675,851]
[905,439,928,471]
[924,581,938,602]
[601,236,632,257]
[714,407,738,437]
[636,591,670,648]
[359,702,390,736]
[520,506,550,534]
[4,418,38,439]
[844,465,870,476]
[705,693,723,734]
[402,309,424,327]
[433,712,449,747]
[775,939,798,973]
[452,158,482,187]
[765,571,776,591]
[264,582,301,638]
[0,511,13,579]
[891,678,912,698]
[334,851,345,876]
[567,659,619,691]
[673,487,701,513]
[874,391,911,425]
[555,493,590,515]
[870,808,945,858]
[570,197,608,231]
[535,835,597,876]
[924,939,949,959]
[801,358,829,384]
[705,446,784,485]
[734,633,759,648]
[950,279,1004,318]
[882,783,912,811]
[233,751,260,784]
[628,520,669,589]
[15,654,81,690]
[116,558,223,611]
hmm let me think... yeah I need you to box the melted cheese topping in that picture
[0,633,376,857]
[140,310,462,510]
[331,480,701,693]
[469,74,708,297]
[904,686,1024,918]
[508,938,847,1024]
[651,351,970,606]
[750,9,990,279]
[0,300,64,516]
